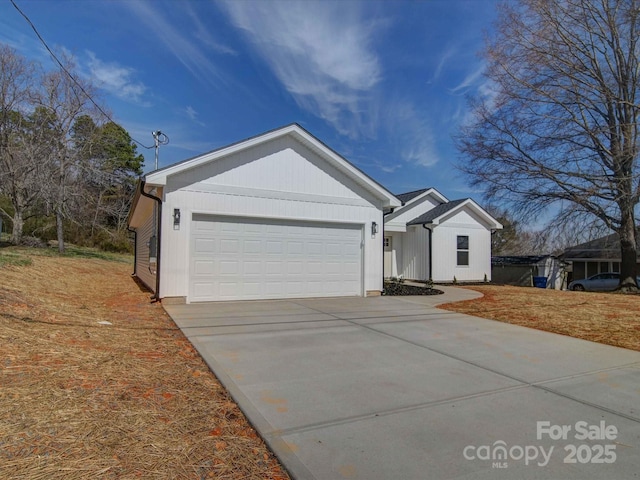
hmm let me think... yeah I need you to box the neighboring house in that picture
[383,188,502,282]
[492,255,566,289]
[562,233,640,281]
[127,124,400,303]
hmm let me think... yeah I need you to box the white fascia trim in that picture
[384,223,407,232]
[384,188,447,223]
[404,187,448,207]
[432,199,503,229]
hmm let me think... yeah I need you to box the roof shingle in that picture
[396,188,429,204]
[407,198,467,225]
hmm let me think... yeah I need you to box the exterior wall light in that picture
[371,221,378,236]
[173,208,181,230]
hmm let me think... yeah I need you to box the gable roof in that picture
[562,232,635,259]
[407,199,467,225]
[395,187,448,206]
[492,255,555,266]
[396,188,429,204]
[143,123,400,208]
[407,198,502,229]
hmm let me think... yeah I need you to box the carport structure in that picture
[164,291,640,479]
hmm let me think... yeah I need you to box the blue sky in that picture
[1,0,498,200]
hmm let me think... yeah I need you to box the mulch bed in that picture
[383,282,443,296]
[0,248,289,479]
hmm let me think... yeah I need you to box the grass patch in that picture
[440,285,640,352]
[57,245,131,263]
[0,244,132,264]
[0,251,32,267]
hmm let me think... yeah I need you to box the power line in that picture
[10,0,156,150]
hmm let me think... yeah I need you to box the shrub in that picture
[19,236,47,248]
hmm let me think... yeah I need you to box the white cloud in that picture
[450,63,485,93]
[184,105,206,127]
[379,162,402,173]
[430,45,456,84]
[86,51,147,103]
[450,63,485,94]
[121,1,228,87]
[183,3,237,56]
[386,100,441,168]
[219,0,382,139]
[185,106,198,121]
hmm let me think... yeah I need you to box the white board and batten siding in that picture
[158,137,384,302]
[393,226,430,281]
[134,211,157,292]
[431,209,492,282]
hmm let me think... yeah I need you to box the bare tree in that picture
[0,44,43,244]
[457,0,640,290]
[35,60,96,253]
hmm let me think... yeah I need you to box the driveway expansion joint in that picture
[260,383,531,438]
[292,302,640,428]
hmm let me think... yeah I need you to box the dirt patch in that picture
[440,285,640,352]
[0,248,289,479]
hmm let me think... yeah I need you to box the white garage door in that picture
[189,215,363,302]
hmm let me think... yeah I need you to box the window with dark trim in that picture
[457,235,469,266]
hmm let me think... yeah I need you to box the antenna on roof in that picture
[151,131,169,171]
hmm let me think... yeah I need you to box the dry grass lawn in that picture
[0,246,289,479]
[440,285,640,352]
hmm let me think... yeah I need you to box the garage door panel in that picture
[265,261,283,275]
[286,281,303,295]
[242,239,261,253]
[221,222,242,233]
[266,240,283,254]
[194,260,215,275]
[241,261,262,275]
[287,261,303,274]
[286,241,304,255]
[218,260,238,275]
[189,216,363,302]
[194,238,216,253]
[193,281,217,298]
[220,239,239,253]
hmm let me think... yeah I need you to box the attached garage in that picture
[127,124,400,303]
[190,215,363,301]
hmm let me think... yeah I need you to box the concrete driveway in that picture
[164,288,640,480]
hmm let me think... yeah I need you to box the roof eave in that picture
[403,187,448,207]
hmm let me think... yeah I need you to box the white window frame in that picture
[457,235,469,266]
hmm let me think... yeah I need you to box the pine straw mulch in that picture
[0,248,289,480]
[439,285,640,352]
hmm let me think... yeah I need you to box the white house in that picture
[127,124,401,303]
[383,188,502,282]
